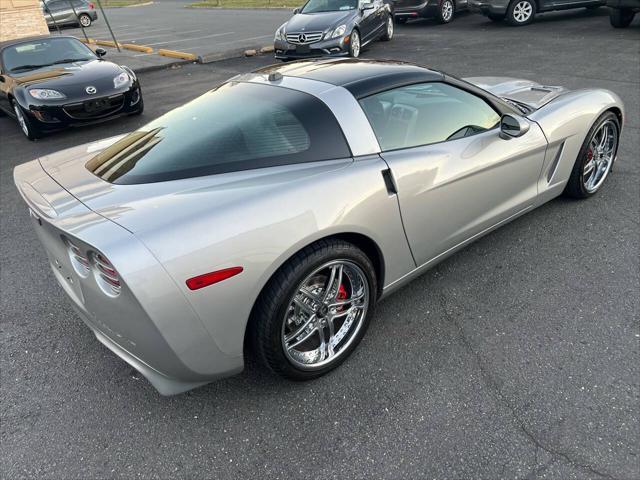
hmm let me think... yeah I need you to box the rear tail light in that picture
[92,252,121,297]
[89,2,95,8]
[64,237,90,277]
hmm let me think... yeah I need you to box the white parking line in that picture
[120,29,203,42]
[146,32,235,46]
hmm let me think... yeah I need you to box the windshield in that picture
[301,0,358,13]
[1,37,95,73]
[86,82,351,184]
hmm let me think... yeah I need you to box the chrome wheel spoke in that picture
[281,260,370,370]
[582,119,618,193]
[583,159,596,177]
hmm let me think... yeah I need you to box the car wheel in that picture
[78,13,92,27]
[348,29,361,57]
[506,0,536,25]
[395,16,408,24]
[609,7,635,27]
[488,13,505,21]
[436,0,455,23]
[381,13,394,41]
[12,100,40,140]
[564,111,620,199]
[250,239,378,380]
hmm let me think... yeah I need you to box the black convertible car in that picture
[274,0,394,60]
[0,35,143,140]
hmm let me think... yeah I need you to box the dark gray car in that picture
[274,0,394,60]
[41,0,99,28]
[470,0,604,24]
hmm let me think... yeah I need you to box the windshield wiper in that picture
[10,64,50,72]
[52,58,91,64]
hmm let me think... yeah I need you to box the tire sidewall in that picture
[256,242,377,380]
[438,0,455,23]
[79,14,91,27]
[507,0,536,25]
[349,29,360,57]
[567,111,620,198]
[12,99,38,140]
[381,13,394,40]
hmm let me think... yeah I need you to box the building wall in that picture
[0,0,49,42]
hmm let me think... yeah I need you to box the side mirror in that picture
[500,113,530,139]
[361,2,375,10]
[95,47,107,57]
[293,7,299,13]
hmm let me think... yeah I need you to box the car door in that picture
[358,0,378,42]
[359,81,547,267]
[46,0,73,25]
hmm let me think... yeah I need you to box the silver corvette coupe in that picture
[14,59,624,395]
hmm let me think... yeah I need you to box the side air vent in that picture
[547,142,565,183]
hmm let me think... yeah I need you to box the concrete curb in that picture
[122,1,154,6]
[199,44,275,63]
[121,43,154,53]
[158,49,199,61]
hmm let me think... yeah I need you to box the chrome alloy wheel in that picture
[512,0,533,22]
[281,260,370,370]
[583,119,618,193]
[387,15,394,38]
[442,0,454,21]
[79,14,91,27]
[13,103,29,136]
[350,30,361,57]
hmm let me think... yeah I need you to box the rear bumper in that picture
[14,159,243,395]
[469,0,509,14]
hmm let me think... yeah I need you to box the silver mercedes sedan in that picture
[14,59,624,395]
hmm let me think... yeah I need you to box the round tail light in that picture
[91,252,121,297]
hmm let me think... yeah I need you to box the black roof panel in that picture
[256,58,444,98]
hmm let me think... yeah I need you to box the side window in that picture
[46,1,64,11]
[359,82,501,151]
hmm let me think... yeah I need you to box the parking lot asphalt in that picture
[1,10,639,480]
[62,0,291,60]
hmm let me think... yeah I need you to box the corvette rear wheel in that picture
[250,239,377,380]
[564,111,620,199]
[507,0,536,25]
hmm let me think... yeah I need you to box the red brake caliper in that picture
[337,284,348,311]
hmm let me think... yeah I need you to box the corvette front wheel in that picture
[250,239,377,380]
[564,111,620,199]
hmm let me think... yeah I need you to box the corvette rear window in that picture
[86,82,351,184]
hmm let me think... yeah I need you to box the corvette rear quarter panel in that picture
[135,157,416,358]
[529,89,624,203]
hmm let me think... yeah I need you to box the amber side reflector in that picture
[186,267,243,291]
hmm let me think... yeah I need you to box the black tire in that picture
[11,99,40,140]
[348,29,361,57]
[488,13,505,21]
[564,111,620,199]
[381,13,394,41]
[395,16,408,24]
[78,13,92,27]
[609,7,635,27]
[435,0,455,23]
[506,0,536,25]
[249,239,378,380]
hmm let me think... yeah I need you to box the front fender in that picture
[529,89,624,202]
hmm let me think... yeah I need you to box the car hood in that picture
[36,136,352,235]
[285,11,355,32]
[12,59,124,92]
[464,76,568,110]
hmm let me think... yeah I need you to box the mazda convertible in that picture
[14,59,624,395]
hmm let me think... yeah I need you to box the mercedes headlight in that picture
[275,24,286,41]
[325,24,347,39]
[113,71,130,89]
[29,89,66,100]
